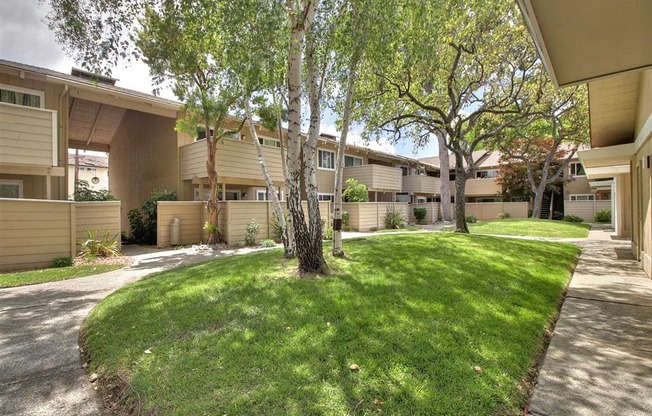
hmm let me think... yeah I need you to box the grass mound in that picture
[83,234,579,415]
[466,218,590,238]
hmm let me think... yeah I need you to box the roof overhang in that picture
[589,179,613,190]
[577,143,634,179]
[517,0,652,87]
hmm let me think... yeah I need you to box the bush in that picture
[203,221,221,242]
[384,205,406,229]
[270,212,288,243]
[73,179,115,201]
[342,211,350,229]
[594,209,611,223]
[465,215,477,223]
[563,215,584,223]
[232,241,245,248]
[78,229,120,259]
[552,211,564,221]
[497,212,510,219]
[128,189,177,244]
[528,209,533,218]
[51,256,73,268]
[413,207,427,224]
[261,239,276,247]
[323,227,334,240]
[343,179,369,202]
[244,219,260,246]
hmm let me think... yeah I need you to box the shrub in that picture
[128,189,177,244]
[552,211,564,221]
[78,229,120,259]
[203,221,221,242]
[466,215,477,223]
[498,212,510,219]
[73,179,115,201]
[384,205,406,229]
[261,239,276,248]
[323,227,334,240]
[270,212,288,243]
[232,241,245,248]
[244,219,260,246]
[563,215,584,223]
[342,211,350,229]
[528,209,533,218]
[413,207,427,224]
[594,209,611,223]
[51,256,73,268]
[343,178,369,202]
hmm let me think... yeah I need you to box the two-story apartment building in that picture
[67,153,109,199]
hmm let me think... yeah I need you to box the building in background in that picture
[67,152,109,199]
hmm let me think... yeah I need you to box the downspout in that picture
[59,85,69,198]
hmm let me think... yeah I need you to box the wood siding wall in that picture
[341,202,409,231]
[564,176,592,197]
[343,165,402,191]
[179,139,284,185]
[0,199,121,271]
[0,103,57,167]
[109,110,180,229]
[157,201,331,247]
[407,203,441,224]
[465,202,529,221]
[564,200,611,222]
[402,176,441,194]
[464,178,502,196]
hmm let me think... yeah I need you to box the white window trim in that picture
[570,194,595,201]
[416,197,427,203]
[256,189,268,201]
[344,154,363,167]
[258,136,281,148]
[476,169,499,179]
[318,193,335,202]
[569,162,586,177]
[224,190,241,201]
[0,83,45,108]
[0,179,24,198]
[318,149,336,171]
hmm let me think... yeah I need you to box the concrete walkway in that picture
[0,244,280,416]
[528,226,652,416]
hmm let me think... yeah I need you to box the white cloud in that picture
[320,122,396,155]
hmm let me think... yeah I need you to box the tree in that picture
[491,86,589,218]
[435,130,453,221]
[355,0,544,233]
[342,178,369,202]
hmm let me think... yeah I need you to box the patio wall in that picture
[565,200,611,222]
[341,203,409,231]
[464,202,529,221]
[407,203,441,224]
[0,199,121,271]
[157,201,331,247]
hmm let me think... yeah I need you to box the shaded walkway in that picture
[528,226,652,416]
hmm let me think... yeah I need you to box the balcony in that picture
[179,138,284,185]
[343,164,402,191]
[0,103,61,174]
[464,178,502,195]
[402,175,441,194]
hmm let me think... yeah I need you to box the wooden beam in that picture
[86,104,104,145]
[68,140,110,153]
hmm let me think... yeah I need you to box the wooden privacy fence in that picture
[564,200,611,222]
[407,203,441,224]
[464,202,529,221]
[0,199,121,271]
[157,201,332,247]
[341,202,409,231]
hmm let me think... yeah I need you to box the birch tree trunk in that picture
[332,64,356,257]
[243,98,291,257]
[275,93,295,257]
[436,131,452,222]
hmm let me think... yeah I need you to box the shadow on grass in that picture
[82,234,580,415]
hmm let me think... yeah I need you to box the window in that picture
[318,193,334,202]
[400,166,409,176]
[416,197,427,204]
[344,155,363,167]
[193,187,210,201]
[569,162,586,176]
[258,137,281,148]
[318,150,335,170]
[476,170,498,179]
[196,126,213,141]
[225,133,241,141]
[0,179,24,198]
[193,188,240,201]
[0,84,43,108]
[570,194,595,201]
[476,197,500,202]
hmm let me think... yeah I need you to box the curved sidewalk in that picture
[0,245,276,416]
[528,227,652,415]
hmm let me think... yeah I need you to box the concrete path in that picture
[528,226,652,416]
[0,244,279,416]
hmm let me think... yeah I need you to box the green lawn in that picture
[83,234,579,415]
[465,219,590,238]
[0,264,124,288]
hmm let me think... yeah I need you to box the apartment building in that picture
[67,153,109,198]
[517,0,651,276]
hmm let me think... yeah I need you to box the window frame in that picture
[258,136,281,148]
[570,194,595,201]
[318,149,336,171]
[569,162,586,177]
[318,193,334,202]
[475,169,499,179]
[256,189,268,201]
[0,179,24,198]
[0,83,45,109]
[344,155,363,167]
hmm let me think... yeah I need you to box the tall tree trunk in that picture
[205,121,220,244]
[286,0,325,275]
[243,98,291,257]
[436,131,452,222]
[332,63,356,257]
[453,155,470,233]
[275,93,295,258]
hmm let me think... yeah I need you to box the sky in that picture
[0,0,438,159]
